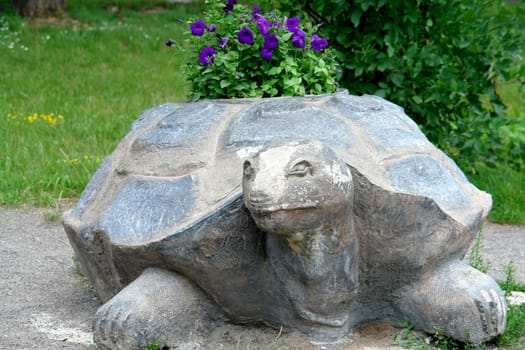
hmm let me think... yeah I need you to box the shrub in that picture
[261,0,524,171]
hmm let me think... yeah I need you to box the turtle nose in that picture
[245,171,283,212]
[248,191,271,204]
[246,191,273,212]
[246,176,272,204]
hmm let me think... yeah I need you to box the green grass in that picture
[0,1,201,205]
[467,163,525,224]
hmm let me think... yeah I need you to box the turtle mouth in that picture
[248,203,317,217]
[246,193,318,216]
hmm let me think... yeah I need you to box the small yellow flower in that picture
[27,114,37,123]
[7,112,65,125]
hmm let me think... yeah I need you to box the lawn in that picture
[1,0,201,205]
[0,0,524,224]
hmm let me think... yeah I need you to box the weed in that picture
[72,256,92,286]
[146,339,167,350]
[393,322,431,350]
[393,323,488,350]
[501,260,518,297]
[468,230,491,274]
[495,260,525,348]
[44,211,60,222]
[431,326,456,349]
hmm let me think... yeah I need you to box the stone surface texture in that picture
[62,91,504,349]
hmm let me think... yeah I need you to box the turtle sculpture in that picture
[63,90,506,349]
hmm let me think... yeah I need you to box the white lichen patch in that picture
[236,146,262,159]
[30,313,94,345]
[508,291,525,306]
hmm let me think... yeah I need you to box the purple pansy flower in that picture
[261,47,273,61]
[292,29,306,48]
[199,47,217,65]
[286,16,299,32]
[311,34,329,52]
[190,20,206,36]
[219,37,229,50]
[253,4,261,17]
[264,33,279,50]
[257,17,272,35]
[237,26,254,45]
[208,24,216,32]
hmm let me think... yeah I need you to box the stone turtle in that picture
[63,90,506,349]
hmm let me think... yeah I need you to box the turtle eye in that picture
[243,160,255,180]
[288,160,313,177]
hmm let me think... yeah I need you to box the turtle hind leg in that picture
[392,260,507,344]
[93,267,225,350]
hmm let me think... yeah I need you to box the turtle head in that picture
[242,141,354,236]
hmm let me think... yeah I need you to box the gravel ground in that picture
[0,205,523,349]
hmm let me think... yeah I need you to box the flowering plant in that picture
[170,0,339,100]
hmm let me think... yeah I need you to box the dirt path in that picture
[0,206,523,349]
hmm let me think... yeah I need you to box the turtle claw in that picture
[94,293,149,350]
[475,288,507,337]
[93,268,223,350]
[393,261,507,344]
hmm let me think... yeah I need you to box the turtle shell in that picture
[63,90,491,302]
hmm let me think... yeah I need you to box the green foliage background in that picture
[1,0,524,222]
[261,0,525,172]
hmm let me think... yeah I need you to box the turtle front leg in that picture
[392,260,507,344]
[93,267,225,350]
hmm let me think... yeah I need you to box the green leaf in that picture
[374,89,388,98]
[360,0,374,12]
[284,77,302,88]
[387,46,395,58]
[281,32,293,41]
[220,79,231,89]
[267,66,282,75]
[390,72,404,87]
[350,9,362,28]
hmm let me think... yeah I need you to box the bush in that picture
[261,0,524,171]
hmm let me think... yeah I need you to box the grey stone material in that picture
[93,268,225,350]
[62,90,505,349]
